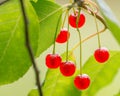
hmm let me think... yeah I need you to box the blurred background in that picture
[0,0,120,96]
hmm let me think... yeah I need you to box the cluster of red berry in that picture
[45,10,110,90]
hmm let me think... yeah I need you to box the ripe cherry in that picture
[45,54,62,69]
[74,74,90,90]
[69,11,85,28]
[60,61,76,77]
[56,28,70,43]
[94,47,109,63]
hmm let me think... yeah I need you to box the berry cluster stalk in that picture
[93,12,101,48]
[69,0,76,14]
[88,3,101,48]
[19,0,43,96]
[62,10,68,28]
[52,14,62,54]
[66,10,69,61]
[71,2,107,53]
[82,5,107,29]
[76,8,82,75]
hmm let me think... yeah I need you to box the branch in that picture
[19,0,43,96]
[82,5,107,28]
[0,0,9,5]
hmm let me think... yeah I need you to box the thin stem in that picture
[84,0,99,13]
[70,3,107,28]
[77,30,82,75]
[93,7,101,48]
[73,8,76,15]
[69,0,76,14]
[87,3,101,48]
[0,0,9,5]
[19,0,43,96]
[66,11,70,62]
[62,10,68,28]
[52,13,62,54]
[76,8,82,75]
[71,27,106,52]
[82,5,107,28]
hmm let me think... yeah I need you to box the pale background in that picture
[0,0,120,96]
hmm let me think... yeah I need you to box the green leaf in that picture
[0,0,39,85]
[28,52,81,96]
[96,0,120,45]
[32,0,55,2]
[28,89,38,96]
[82,51,120,96]
[114,91,120,96]
[48,0,55,2]
[31,0,62,56]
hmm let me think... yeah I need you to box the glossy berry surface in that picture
[69,11,85,28]
[94,47,109,63]
[45,54,62,69]
[60,61,76,76]
[74,74,90,90]
[56,28,70,43]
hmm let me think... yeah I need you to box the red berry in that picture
[94,47,109,63]
[74,74,90,90]
[56,28,70,43]
[69,11,85,28]
[45,54,62,69]
[60,61,76,76]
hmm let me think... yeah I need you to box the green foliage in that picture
[0,0,39,85]
[28,51,120,96]
[82,51,120,96]
[0,0,120,96]
[28,52,81,96]
[51,0,55,1]
[0,0,61,86]
[96,0,120,45]
[31,0,62,56]
[42,69,80,96]
[28,89,38,96]
[42,52,80,96]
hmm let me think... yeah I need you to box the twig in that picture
[19,0,43,96]
[82,5,107,28]
[0,0,9,5]
[84,0,99,13]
